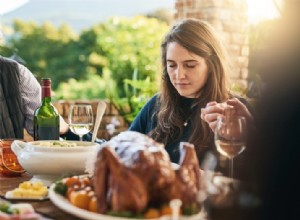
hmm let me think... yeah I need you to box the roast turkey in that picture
[93,131,202,214]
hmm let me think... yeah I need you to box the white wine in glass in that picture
[214,115,247,178]
[69,104,94,141]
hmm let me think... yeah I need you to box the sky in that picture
[0,0,281,23]
[0,0,29,15]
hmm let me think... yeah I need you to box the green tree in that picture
[95,16,168,95]
[6,16,168,92]
[7,20,85,88]
[54,72,107,100]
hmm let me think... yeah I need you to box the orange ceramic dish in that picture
[0,139,25,177]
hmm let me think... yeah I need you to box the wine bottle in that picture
[34,78,60,140]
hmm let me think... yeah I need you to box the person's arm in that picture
[59,115,69,135]
[18,64,41,137]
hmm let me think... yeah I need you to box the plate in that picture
[49,181,206,220]
[5,191,48,201]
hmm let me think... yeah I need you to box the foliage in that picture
[0,45,13,57]
[54,67,158,124]
[2,16,168,123]
[3,16,165,124]
[5,16,167,95]
[94,16,168,95]
[105,69,159,124]
[54,72,107,101]
[5,20,87,88]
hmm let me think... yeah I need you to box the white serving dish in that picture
[11,140,100,186]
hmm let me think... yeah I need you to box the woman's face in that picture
[166,42,209,98]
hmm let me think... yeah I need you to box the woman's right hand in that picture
[201,98,253,132]
[201,101,227,131]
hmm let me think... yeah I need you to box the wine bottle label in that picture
[34,126,59,140]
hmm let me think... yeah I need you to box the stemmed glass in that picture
[68,104,94,141]
[214,115,247,178]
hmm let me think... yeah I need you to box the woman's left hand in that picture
[225,98,254,126]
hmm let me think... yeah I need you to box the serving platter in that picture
[48,177,207,220]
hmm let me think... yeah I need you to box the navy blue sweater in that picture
[129,94,197,163]
[129,94,254,167]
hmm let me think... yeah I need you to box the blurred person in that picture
[207,1,300,220]
[129,18,253,173]
[239,1,300,219]
[0,55,69,139]
[202,1,300,219]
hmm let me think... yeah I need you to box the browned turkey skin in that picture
[93,131,202,214]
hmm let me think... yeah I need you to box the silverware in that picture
[91,101,107,143]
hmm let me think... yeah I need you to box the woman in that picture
[129,18,252,167]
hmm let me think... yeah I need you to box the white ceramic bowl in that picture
[11,140,100,185]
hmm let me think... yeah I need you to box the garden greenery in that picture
[1,16,169,123]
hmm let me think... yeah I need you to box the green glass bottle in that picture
[34,78,60,140]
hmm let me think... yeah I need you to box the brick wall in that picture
[175,0,249,88]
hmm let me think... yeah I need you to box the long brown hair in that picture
[149,18,231,155]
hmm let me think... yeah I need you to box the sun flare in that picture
[247,0,282,24]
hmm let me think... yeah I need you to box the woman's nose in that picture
[175,67,186,79]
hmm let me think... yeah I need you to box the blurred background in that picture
[0,0,284,136]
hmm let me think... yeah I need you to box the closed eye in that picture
[167,62,176,68]
[185,64,197,68]
[185,61,198,68]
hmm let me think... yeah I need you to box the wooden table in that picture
[1,173,246,220]
[0,173,83,220]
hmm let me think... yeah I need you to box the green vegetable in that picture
[54,182,67,196]
[182,203,200,215]
[9,208,20,214]
[0,199,11,214]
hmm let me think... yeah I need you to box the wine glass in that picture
[68,104,94,141]
[214,115,247,178]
